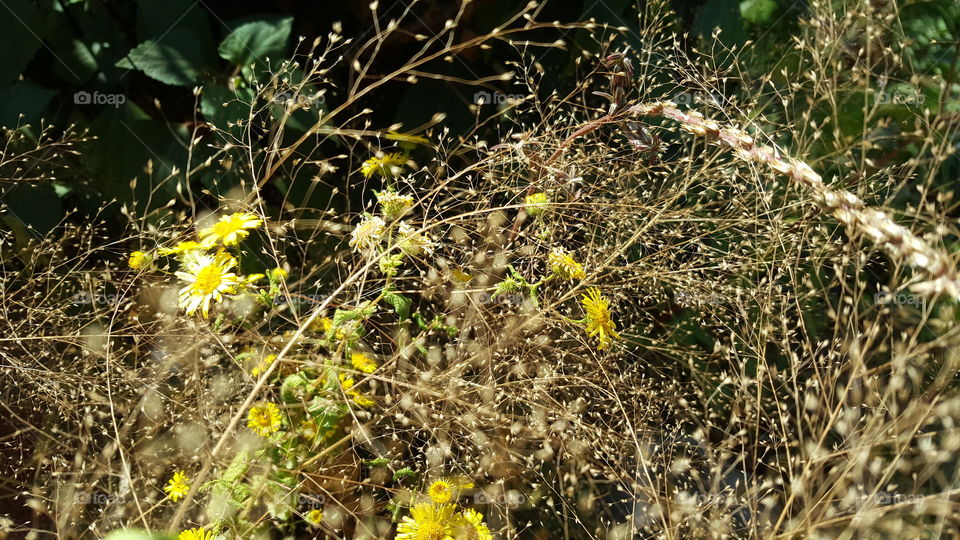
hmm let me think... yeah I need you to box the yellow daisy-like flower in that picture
[158,240,215,256]
[459,508,493,540]
[349,215,386,252]
[581,287,621,350]
[178,527,214,540]
[306,508,323,526]
[427,477,473,504]
[200,212,262,246]
[128,250,151,269]
[350,352,378,374]
[524,192,550,217]
[247,402,282,437]
[427,480,454,504]
[163,470,190,502]
[548,247,586,280]
[175,251,240,318]
[396,503,458,540]
[360,152,408,178]
[251,354,276,377]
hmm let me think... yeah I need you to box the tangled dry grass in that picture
[2,0,960,539]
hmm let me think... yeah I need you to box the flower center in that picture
[193,265,223,295]
[417,522,448,540]
[214,219,240,237]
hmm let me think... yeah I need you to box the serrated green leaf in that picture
[122,28,213,86]
[218,16,293,68]
[393,468,416,481]
[0,0,43,84]
[384,292,412,320]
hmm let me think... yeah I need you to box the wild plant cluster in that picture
[2,1,960,539]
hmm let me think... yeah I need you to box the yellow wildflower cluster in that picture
[127,212,266,318]
[397,477,491,540]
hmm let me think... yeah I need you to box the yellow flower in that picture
[396,503,458,540]
[548,247,586,280]
[163,470,190,502]
[158,240,215,256]
[427,478,473,504]
[128,251,151,269]
[524,192,550,217]
[350,215,386,252]
[459,508,492,540]
[178,527,214,540]
[360,152,408,178]
[306,508,323,525]
[175,251,240,318]
[385,131,430,145]
[377,190,415,218]
[247,402,282,437]
[200,212,262,246]
[337,373,375,407]
[427,480,454,504]
[350,352,377,374]
[270,267,288,281]
[581,288,621,350]
[251,354,276,377]
[351,393,375,407]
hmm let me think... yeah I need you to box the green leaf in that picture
[200,84,254,137]
[85,100,190,211]
[0,0,43,84]
[51,39,98,85]
[740,0,777,24]
[384,291,412,320]
[122,27,214,86]
[218,15,293,68]
[393,468,416,482]
[0,83,57,132]
[280,372,315,403]
[693,0,747,49]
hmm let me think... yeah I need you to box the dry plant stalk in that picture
[551,100,960,300]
